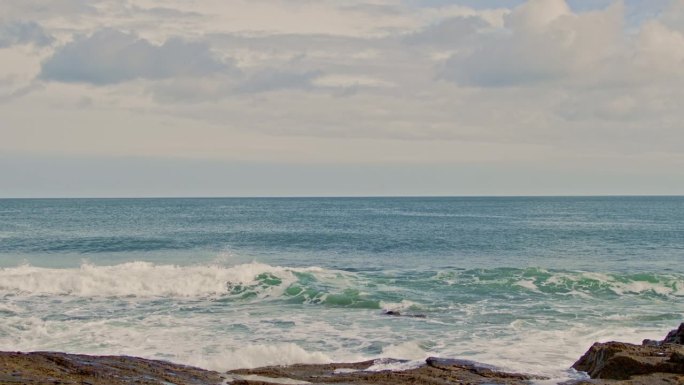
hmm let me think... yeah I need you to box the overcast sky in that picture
[1,0,683,197]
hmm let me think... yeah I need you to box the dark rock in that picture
[664,323,684,344]
[670,351,684,364]
[426,356,546,380]
[0,351,223,385]
[381,310,426,318]
[230,357,547,384]
[426,357,496,372]
[572,341,684,380]
[1,351,548,385]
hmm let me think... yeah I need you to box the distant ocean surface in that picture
[1,197,683,382]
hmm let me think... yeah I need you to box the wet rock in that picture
[574,323,684,384]
[229,357,547,384]
[381,310,426,318]
[670,351,684,364]
[642,339,661,347]
[572,341,684,380]
[664,323,684,344]
[0,351,223,385]
[426,357,546,380]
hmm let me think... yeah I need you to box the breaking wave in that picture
[435,267,684,298]
[1,262,682,308]
[0,262,381,309]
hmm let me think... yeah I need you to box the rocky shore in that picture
[2,324,683,385]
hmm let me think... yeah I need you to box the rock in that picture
[0,351,223,385]
[664,323,684,344]
[425,357,545,380]
[382,310,401,316]
[381,310,426,318]
[1,351,548,385]
[642,339,661,347]
[572,341,684,380]
[574,323,684,383]
[230,357,547,384]
[670,351,684,364]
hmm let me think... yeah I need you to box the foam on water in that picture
[365,358,424,372]
[0,262,325,298]
[197,343,334,371]
[1,261,683,383]
[379,300,424,313]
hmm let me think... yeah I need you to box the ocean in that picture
[1,197,683,382]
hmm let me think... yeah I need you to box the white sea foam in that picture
[1,261,682,383]
[379,300,423,313]
[0,302,24,314]
[541,271,684,297]
[226,374,311,384]
[197,343,333,371]
[438,323,668,381]
[514,279,539,292]
[366,358,424,372]
[380,341,428,361]
[0,262,326,298]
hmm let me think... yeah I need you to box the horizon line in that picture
[1,194,683,200]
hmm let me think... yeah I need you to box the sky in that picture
[1,0,683,197]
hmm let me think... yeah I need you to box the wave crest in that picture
[0,262,304,298]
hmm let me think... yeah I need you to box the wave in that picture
[195,343,334,371]
[2,262,682,308]
[0,262,382,308]
[435,267,684,298]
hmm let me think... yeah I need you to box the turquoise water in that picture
[1,197,683,381]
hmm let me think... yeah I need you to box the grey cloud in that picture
[235,70,322,94]
[0,21,53,47]
[128,6,203,19]
[404,16,487,46]
[441,35,569,87]
[0,82,45,104]
[148,69,323,103]
[340,4,404,16]
[0,0,98,20]
[40,29,233,85]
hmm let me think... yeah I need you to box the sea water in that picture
[0,197,682,382]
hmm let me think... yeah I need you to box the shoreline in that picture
[0,351,553,385]
[3,325,684,385]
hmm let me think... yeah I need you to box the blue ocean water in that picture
[1,197,683,381]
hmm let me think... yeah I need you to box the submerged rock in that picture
[381,310,426,318]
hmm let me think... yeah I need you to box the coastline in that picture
[3,324,683,385]
[0,351,549,385]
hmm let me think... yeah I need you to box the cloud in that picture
[40,29,233,85]
[235,69,322,94]
[440,0,625,87]
[403,16,487,46]
[0,21,53,47]
[1,0,683,194]
[146,68,323,104]
[0,0,98,20]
